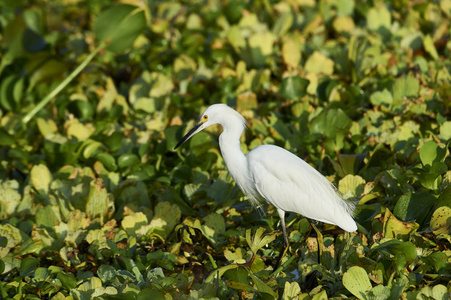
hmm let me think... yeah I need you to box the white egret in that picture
[174,104,357,248]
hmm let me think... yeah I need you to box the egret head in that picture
[174,104,244,149]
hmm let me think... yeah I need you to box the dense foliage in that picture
[0,0,450,299]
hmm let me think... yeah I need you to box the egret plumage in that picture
[174,104,357,247]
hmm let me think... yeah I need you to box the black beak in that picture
[174,122,203,150]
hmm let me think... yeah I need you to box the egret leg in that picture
[276,209,289,269]
[278,209,289,248]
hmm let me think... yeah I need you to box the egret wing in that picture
[247,145,356,231]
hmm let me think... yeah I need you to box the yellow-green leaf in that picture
[282,281,301,300]
[343,266,372,300]
[384,208,419,240]
[338,174,366,198]
[282,37,301,69]
[431,206,451,235]
[86,179,109,221]
[30,164,52,195]
[305,51,334,75]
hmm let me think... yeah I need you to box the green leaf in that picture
[431,285,449,300]
[370,89,393,106]
[419,141,447,168]
[368,285,391,298]
[223,265,248,283]
[246,227,277,254]
[423,35,438,60]
[0,224,23,257]
[248,31,274,67]
[34,267,50,281]
[96,152,118,171]
[92,286,118,298]
[122,212,148,236]
[336,153,367,175]
[333,0,355,15]
[227,26,246,54]
[418,285,449,300]
[0,75,24,111]
[36,118,59,139]
[280,76,309,100]
[104,131,124,152]
[20,257,39,277]
[77,276,102,298]
[27,56,69,90]
[389,276,409,300]
[393,75,420,102]
[367,4,391,31]
[165,125,182,152]
[68,100,95,120]
[36,205,61,230]
[333,16,355,33]
[0,184,21,221]
[82,140,103,159]
[0,259,5,274]
[354,203,381,224]
[430,206,451,235]
[137,289,165,300]
[224,0,246,23]
[148,72,174,98]
[66,119,95,141]
[23,9,42,33]
[149,201,182,239]
[205,264,240,283]
[98,265,116,283]
[312,290,328,300]
[421,251,448,273]
[174,55,197,81]
[437,186,451,208]
[371,239,417,264]
[419,162,447,190]
[118,153,140,169]
[224,248,247,264]
[0,237,7,248]
[342,266,372,300]
[226,281,254,292]
[272,13,293,38]
[93,4,146,53]
[393,191,436,225]
[147,250,178,271]
[0,129,15,146]
[310,108,352,138]
[439,121,451,140]
[250,273,277,298]
[204,213,226,235]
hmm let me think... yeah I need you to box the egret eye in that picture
[203,115,208,121]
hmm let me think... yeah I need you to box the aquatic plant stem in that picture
[22,42,105,124]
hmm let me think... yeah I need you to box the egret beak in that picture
[174,122,204,150]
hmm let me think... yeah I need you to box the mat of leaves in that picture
[0,0,450,299]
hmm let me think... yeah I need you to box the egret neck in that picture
[218,115,258,206]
